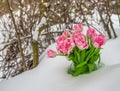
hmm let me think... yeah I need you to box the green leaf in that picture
[88,48,101,62]
[95,48,101,54]
[86,48,101,62]
[73,47,79,64]
[68,53,74,61]
[87,64,95,72]
[76,61,87,68]
[72,65,88,76]
[98,54,101,64]
[75,49,81,63]
[86,47,95,62]
[90,54,100,63]
[80,50,86,62]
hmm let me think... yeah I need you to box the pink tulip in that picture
[65,38,75,54]
[62,31,71,38]
[92,34,106,48]
[76,40,89,50]
[72,32,85,44]
[72,32,88,50]
[56,35,65,46]
[57,42,68,55]
[57,38,75,54]
[47,49,56,58]
[87,28,97,39]
[72,24,83,32]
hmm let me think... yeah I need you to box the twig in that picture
[0,35,31,51]
[6,0,27,71]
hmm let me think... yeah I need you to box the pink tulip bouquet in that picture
[47,24,107,76]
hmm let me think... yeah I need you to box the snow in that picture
[0,15,120,91]
[0,43,120,91]
[32,30,39,41]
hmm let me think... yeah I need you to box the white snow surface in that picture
[0,42,120,91]
[0,15,120,91]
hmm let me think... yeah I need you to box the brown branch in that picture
[0,35,31,51]
[6,0,27,71]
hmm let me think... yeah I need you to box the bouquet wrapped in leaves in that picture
[47,24,107,76]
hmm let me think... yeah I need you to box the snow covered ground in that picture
[0,15,120,91]
[0,41,120,91]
